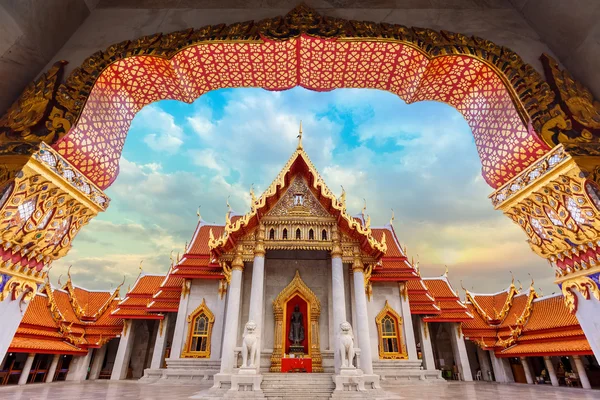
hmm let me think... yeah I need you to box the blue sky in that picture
[52,87,554,296]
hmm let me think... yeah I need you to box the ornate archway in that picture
[271,270,322,373]
[0,4,599,357]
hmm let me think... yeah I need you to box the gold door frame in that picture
[270,270,323,372]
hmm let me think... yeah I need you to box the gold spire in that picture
[444,264,449,277]
[197,206,202,221]
[250,184,257,207]
[390,209,395,226]
[225,196,232,226]
[297,121,303,149]
[361,198,367,222]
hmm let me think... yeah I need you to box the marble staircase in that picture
[261,373,335,400]
[373,360,444,385]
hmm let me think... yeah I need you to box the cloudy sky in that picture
[52,87,556,296]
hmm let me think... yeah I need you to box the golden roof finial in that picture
[339,185,346,209]
[460,280,467,293]
[67,265,73,283]
[115,275,126,297]
[250,184,257,207]
[57,274,62,287]
[225,196,232,226]
[209,228,215,241]
[137,260,144,279]
[444,264,449,278]
[297,120,303,150]
[197,205,202,221]
[362,198,367,222]
[510,270,515,286]
[414,254,420,275]
[390,209,395,226]
[169,250,174,266]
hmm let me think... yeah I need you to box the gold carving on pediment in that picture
[266,176,331,218]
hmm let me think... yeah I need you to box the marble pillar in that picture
[449,323,472,381]
[111,320,136,380]
[66,350,93,381]
[574,291,600,361]
[399,283,418,361]
[150,314,171,369]
[89,345,108,380]
[475,346,492,381]
[331,234,347,373]
[46,354,60,383]
[0,295,31,364]
[219,255,244,374]
[489,351,514,383]
[352,256,373,374]
[18,353,35,385]
[247,225,266,372]
[520,357,533,384]
[416,318,436,371]
[170,281,191,360]
[544,356,559,387]
[572,355,591,389]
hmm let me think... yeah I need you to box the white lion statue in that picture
[339,321,355,368]
[242,320,258,368]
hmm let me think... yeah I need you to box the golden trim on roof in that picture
[497,287,538,349]
[465,282,519,324]
[209,146,386,256]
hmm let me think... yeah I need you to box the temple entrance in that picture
[271,271,323,373]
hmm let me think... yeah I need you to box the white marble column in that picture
[111,320,136,380]
[476,346,492,381]
[489,351,514,383]
[0,294,31,364]
[544,356,559,387]
[169,280,191,360]
[66,350,93,381]
[449,323,472,381]
[150,314,171,369]
[417,318,436,370]
[351,249,373,374]
[247,224,266,371]
[219,249,244,374]
[45,354,60,383]
[18,353,35,385]
[572,355,591,389]
[399,283,418,361]
[89,345,108,380]
[574,291,600,360]
[331,227,347,373]
[520,357,533,384]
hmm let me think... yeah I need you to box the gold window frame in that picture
[375,300,408,359]
[181,298,215,358]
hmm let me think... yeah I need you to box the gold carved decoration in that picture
[364,264,373,302]
[497,285,537,349]
[159,318,164,337]
[0,62,69,159]
[561,276,600,314]
[399,282,408,302]
[181,298,215,358]
[423,321,429,340]
[265,176,331,218]
[465,282,518,324]
[375,300,408,360]
[122,320,129,337]
[270,270,323,372]
[0,143,108,272]
[181,279,191,299]
[540,54,600,155]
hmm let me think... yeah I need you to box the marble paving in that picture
[0,380,599,400]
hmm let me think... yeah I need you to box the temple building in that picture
[1,136,598,395]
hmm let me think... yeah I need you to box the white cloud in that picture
[133,105,186,153]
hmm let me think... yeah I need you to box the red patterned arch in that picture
[53,35,549,190]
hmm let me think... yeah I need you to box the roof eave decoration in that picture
[465,282,519,325]
[209,146,386,257]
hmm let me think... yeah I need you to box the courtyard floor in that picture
[0,380,598,400]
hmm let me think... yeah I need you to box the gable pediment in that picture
[265,175,332,218]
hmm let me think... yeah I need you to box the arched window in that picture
[182,298,214,358]
[269,228,275,240]
[309,229,314,240]
[321,229,327,241]
[375,301,407,359]
[296,228,301,240]
[282,228,288,240]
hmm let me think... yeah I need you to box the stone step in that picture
[261,373,335,400]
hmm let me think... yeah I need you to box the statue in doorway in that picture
[242,320,258,368]
[288,304,305,352]
[339,321,355,368]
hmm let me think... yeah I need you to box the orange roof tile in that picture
[72,287,112,318]
[372,228,404,258]
[188,224,224,255]
[9,337,86,355]
[423,278,458,299]
[498,338,592,357]
[128,275,165,296]
[424,311,473,322]
[524,295,579,332]
[21,295,58,329]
